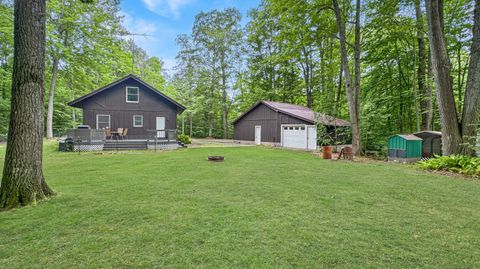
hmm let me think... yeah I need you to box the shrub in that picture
[178,134,192,145]
[418,155,480,176]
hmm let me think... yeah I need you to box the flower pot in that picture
[322,146,332,159]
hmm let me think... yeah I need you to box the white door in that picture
[307,125,317,151]
[255,126,261,145]
[156,117,165,138]
[281,125,309,150]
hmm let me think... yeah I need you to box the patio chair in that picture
[105,128,112,140]
[120,128,128,140]
[117,128,124,140]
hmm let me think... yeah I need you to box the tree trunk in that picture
[0,0,54,210]
[461,0,480,156]
[414,0,430,130]
[425,0,463,155]
[333,0,361,155]
[46,56,59,139]
[221,55,228,139]
[427,49,434,129]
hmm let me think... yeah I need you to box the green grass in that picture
[1,143,480,268]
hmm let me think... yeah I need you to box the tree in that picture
[192,9,243,138]
[414,0,433,130]
[333,0,362,155]
[0,0,54,210]
[426,0,480,155]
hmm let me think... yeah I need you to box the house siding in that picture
[80,77,178,139]
[233,103,310,143]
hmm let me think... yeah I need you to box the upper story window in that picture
[126,87,139,103]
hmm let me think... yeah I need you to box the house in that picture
[68,74,185,140]
[233,101,350,151]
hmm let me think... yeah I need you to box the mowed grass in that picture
[1,143,480,268]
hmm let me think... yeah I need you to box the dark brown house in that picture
[233,101,350,150]
[68,74,185,140]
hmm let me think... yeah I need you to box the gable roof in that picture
[68,74,186,113]
[414,131,442,137]
[233,101,350,126]
[396,134,423,141]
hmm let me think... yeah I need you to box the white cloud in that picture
[119,11,157,36]
[142,0,195,19]
[119,11,179,76]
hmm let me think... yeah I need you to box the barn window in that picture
[96,114,110,129]
[126,87,139,103]
[133,115,143,127]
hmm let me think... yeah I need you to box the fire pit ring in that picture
[208,156,224,162]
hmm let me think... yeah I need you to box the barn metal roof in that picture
[233,101,350,126]
[68,74,186,113]
[414,131,442,137]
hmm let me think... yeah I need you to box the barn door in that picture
[255,126,261,145]
[156,117,165,138]
[306,125,317,151]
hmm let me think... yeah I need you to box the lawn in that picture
[1,143,480,268]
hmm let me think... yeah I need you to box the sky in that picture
[120,0,261,75]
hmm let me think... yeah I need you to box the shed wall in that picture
[233,103,310,143]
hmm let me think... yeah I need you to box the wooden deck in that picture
[64,128,181,151]
[104,139,179,151]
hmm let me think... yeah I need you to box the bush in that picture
[178,134,192,145]
[418,155,480,176]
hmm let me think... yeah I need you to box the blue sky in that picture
[120,0,260,74]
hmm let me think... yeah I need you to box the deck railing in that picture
[67,129,106,143]
[147,129,177,142]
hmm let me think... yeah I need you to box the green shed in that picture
[388,134,422,163]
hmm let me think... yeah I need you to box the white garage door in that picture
[281,125,316,150]
[282,126,306,149]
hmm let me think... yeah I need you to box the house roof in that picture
[68,74,186,113]
[397,134,423,141]
[233,101,350,126]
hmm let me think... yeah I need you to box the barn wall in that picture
[233,103,310,143]
[81,77,178,139]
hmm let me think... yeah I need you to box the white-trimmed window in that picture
[133,115,143,127]
[126,87,139,103]
[96,114,110,129]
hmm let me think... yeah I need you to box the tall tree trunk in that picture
[1,0,54,210]
[333,0,361,155]
[46,56,59,139]
[461,0,480,156]
[221,73,228,139]
[208,85,213,137]
[425,0,463,155]
[414,0,430,130]
[427,50,434,129]
[334,62,343,117]
[221,54,228,139]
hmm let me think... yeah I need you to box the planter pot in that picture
[322,146,332,160]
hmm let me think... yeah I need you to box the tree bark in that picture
[333,0,362,155]
[461,0,480,156]
[425,0,463,155]
[0,0,54,210]
[46,56,59,139]
[221,53,228,139]
[414,0,430,130]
